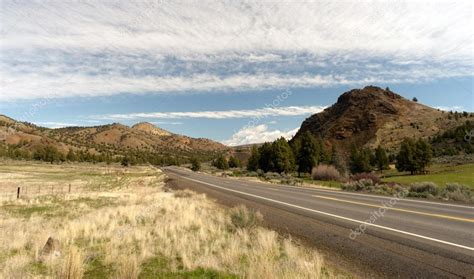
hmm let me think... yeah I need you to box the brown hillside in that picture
[0,117,227,156]
[293,86,468,152]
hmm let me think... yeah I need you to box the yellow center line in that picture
[312,195,474,223]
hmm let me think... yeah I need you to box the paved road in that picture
[163,167,474,278]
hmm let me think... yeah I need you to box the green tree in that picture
[414,138,432,174]
[330,145,346,174]
[296,131,319,176]
[247,145,260,171]
[316,138,330,164]
[121,156,131,167]
[271,137,295,174]
[349,146,373,174]
[213,155,229,170]
[258,142,274,173]
[66,149,77,162]
[396,138,417,174]
[374,146,389,173]
[228,156,242,168]
[190,158,201,172]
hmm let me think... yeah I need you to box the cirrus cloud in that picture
[0,0,472,101]
[93,105,326,120]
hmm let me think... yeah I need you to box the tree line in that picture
[244,131,433,176]
[0,141,212,167]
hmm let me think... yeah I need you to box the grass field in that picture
[382,163,474,188]
[0,161,337,278]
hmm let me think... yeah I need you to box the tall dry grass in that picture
[0,163,330,278]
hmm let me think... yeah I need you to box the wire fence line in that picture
[0,183,109,201]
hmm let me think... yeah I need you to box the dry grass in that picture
[0,162,333,278]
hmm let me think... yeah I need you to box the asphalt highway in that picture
[163,167,474,278]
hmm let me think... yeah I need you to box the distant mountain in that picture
[0,116,226,159]
[293,86,472,153]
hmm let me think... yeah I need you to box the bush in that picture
[408,182,439,198]
[342,178,374,192]
[229,205,263,231]
[280,175,303,186]
[311,164,341,181]
[174,190,194,199]
[190,158,201,172]
[246,171,258,177]
[263,172,281,181]
[351,173,381,184]
[441,183,473,202]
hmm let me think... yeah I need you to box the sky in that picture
[0,0,473,146]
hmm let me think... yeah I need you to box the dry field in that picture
[0,161,334,278]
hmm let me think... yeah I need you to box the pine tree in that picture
[213,155,229,170]
[247,145,260,171]
[396,138,417,174]
[190,158,201,172]
[374,146,389,173]
[66,149,77,162]
[271,137,295,174]
[349,146,373,174]
[414,138,432,174]
[228,156,242,168]
[330,145,346,174]
[296,131,319,176]
[258,142,274,173]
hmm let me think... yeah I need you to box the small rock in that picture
[39,237,61,262]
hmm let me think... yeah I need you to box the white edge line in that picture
[182,176,474,251]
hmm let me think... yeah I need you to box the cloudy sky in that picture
[0,0,472,145]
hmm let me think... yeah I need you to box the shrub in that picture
[280,175,303,186]
[311,164,341,181]
[263,172,282,181]
[190,158,201,172]
[342,179,374,192]
[351,173,381,184]
[246,171,258,177]
[408,182,439,198]
[229,205,263,231]
[174,190,194,199]
[441,183,473,202]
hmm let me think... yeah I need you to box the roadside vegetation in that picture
[0,162,335,278]
[202,130,473,203]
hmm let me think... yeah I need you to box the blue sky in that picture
[0,1,473,145]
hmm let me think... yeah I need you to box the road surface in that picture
[163,167,474,278]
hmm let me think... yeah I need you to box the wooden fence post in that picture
[17,187,20,199]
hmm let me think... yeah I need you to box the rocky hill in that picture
[293,86,471,153]
[0,116,227,159]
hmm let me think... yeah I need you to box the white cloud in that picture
[151,121,183,125]
[434,106,464,112]
[0,1,472,100]
[223,124,299,146]
[34,122,78,128]
[94,105,325,120]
